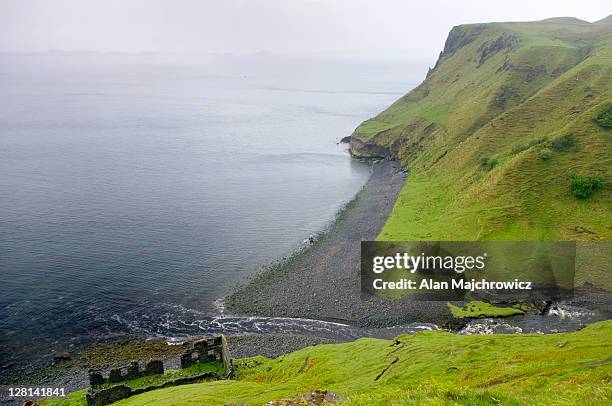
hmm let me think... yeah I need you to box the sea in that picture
[0,52,424,368]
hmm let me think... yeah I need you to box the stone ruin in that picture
[180,335,234,377]
[88,359,164,386]
[86,334,233,406]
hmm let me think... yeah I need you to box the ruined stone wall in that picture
[220,335,235,378]
[180,336,223,368]
[86,334,234,406]
[179,334,234,377]
[88,359,164,387]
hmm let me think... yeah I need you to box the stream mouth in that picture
[107,298,606,343]
[459,302,603,335]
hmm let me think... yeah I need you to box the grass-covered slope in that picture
[44,321,612,405]
[351,17,612,241]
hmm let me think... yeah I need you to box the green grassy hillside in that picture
[351,17,612,241]
[44,321,612,405]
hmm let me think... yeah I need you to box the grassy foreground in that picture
[43,320,611,405]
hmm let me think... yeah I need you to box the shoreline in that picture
[225,158,611,331]
[226,159,456,327]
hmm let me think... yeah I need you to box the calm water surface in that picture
[0,53,420,363]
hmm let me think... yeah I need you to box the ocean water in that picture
[0,53,420,363]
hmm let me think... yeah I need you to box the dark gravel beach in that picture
[225,158,610,329]
[226,160,453,327]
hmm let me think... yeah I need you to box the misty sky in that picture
[1,0,610,61]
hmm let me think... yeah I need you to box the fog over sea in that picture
[0,53,421,364]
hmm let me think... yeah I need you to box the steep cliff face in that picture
[351,17,612,240]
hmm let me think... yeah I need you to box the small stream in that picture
[459,302,606,335]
